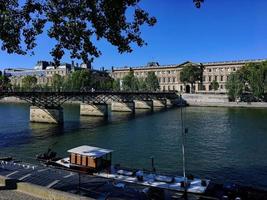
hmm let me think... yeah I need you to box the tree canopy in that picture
[145,71,160,91]
[122,70,139,91]
[21,75,38,90]
[0,1,204,64]
[180,64,202,92]
[226,61,267,101]
[0,74,10,90]
[210,80,219,91]
[0,0,156,65]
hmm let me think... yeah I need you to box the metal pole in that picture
[78,172,81,195]
[180,107,187,198]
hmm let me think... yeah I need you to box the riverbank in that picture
[182,93,267,108]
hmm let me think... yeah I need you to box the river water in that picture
[0,103,267,189]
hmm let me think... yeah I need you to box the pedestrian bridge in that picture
[0,91,182,124]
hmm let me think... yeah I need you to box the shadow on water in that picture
[30,123,64,139]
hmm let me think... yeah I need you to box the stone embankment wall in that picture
[182,93,267,108]
[0,97,27,103]
[0,175,92,200]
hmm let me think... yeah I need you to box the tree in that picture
[138,78,147,91]
[1,1,204,65]
[0,0,156,65]
[180,64,202,93]
[0,74,11,90]
[66,69,92,91]
[51,74,64,91]
[210,80,219,91]
[112,79,121,91]
[145,72,159,91]
[21,76,37,91]
[122,71,139,91]
[226,72,245,101]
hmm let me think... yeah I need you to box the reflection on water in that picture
[30,123,64,139]
[1,104,267,189]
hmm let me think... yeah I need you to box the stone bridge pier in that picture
[30,106,63,124]
[152,99,167,109]
[111,101,135,113]
[134,100,153,110]
[80,103,108,117]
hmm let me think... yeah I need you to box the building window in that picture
[227,76,229,81]
[215,76,217,81]
[233,68,236,71]
[208,68,212,72]
[220,85,223,89]
[180,85,183,91]
[173,77,176,82]
[172,85,175,90]
[168,77,171,83]
[209,76,212,82]
[163,77,165,83]
[203,76,206,82]
[221,76,224,81]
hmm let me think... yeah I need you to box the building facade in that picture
[111,59,267,93]
[3,61,109,88]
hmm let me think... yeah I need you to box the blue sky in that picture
[0,0,267,70]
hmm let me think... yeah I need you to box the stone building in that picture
[111,59,266,93]
[4,61,109,88]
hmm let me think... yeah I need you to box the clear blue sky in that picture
[0,0,267,70]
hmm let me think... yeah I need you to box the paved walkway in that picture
[0,161,147,199]
[0,185,43,200]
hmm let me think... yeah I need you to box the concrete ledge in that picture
[0,175,92,200]
[188,102,267,108]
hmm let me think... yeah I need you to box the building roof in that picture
[111,58,267,71]
[67,145,113,158]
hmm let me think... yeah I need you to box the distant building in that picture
[4,61,110,88]
[111,59,267,93]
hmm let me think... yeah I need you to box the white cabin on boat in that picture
[67,145,113,172]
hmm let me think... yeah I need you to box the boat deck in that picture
[95,167,210,194]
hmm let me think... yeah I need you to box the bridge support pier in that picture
[166,99,175,108]
[111,101,135,113]
[134,100,153,110]
[152,99,167,109]
[30,106,63,124]
[80,103,108,117]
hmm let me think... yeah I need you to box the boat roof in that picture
[67,145,113,158]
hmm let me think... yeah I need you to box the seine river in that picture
[0,103,267,189]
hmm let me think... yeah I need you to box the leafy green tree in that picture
[112,79,121,91]
[66,69,92,91]
[226,72,245,101]
[210,80,219,91]
[51,74,64,92]
[0,74,11,90]
[0,0,156,65]
[180,64,202,93]
[239,62,267,100]
[122,71,139,91]
[138,78,147,91]
[145,72,159,91]
[21,76,37,91]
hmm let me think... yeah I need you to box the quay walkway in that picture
[0,160,147,200]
